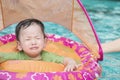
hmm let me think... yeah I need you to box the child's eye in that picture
[36,37,41,39]
[25,38,30,40]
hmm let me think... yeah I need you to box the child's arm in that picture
[102,38,120,53]
[0,52,18,63]
[42,51,80,72]
[63,57,79,72]
[0,52,8,63]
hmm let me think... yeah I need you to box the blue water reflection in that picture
[81,0,120,79]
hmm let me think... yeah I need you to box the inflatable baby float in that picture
[0,0,103,80]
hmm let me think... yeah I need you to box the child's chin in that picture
[27,53,40,58]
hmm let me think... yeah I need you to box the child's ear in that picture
[17,41,22,51]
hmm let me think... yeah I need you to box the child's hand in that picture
[63,57,80,72]
[64,60,77,72]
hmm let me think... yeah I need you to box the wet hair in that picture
[15,18,45,41]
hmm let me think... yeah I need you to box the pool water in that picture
[81,0,120,79]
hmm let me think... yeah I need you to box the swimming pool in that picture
[81,0,120,80]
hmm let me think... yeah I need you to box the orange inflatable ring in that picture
[0,34,101,80]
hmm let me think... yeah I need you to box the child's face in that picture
[17,23,46,58]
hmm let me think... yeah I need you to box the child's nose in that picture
[31,39,36,45]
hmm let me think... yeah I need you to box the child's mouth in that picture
[30,47,38,50]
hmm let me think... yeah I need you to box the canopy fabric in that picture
[0,0,103,60]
